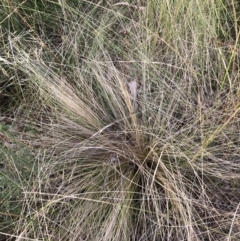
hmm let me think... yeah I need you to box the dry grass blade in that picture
[113,2,145,11]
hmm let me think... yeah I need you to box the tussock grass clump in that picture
[1,1,240,240]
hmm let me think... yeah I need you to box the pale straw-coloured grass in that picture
[1,1,240,240]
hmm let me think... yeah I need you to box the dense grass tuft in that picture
[1,1,240,240]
